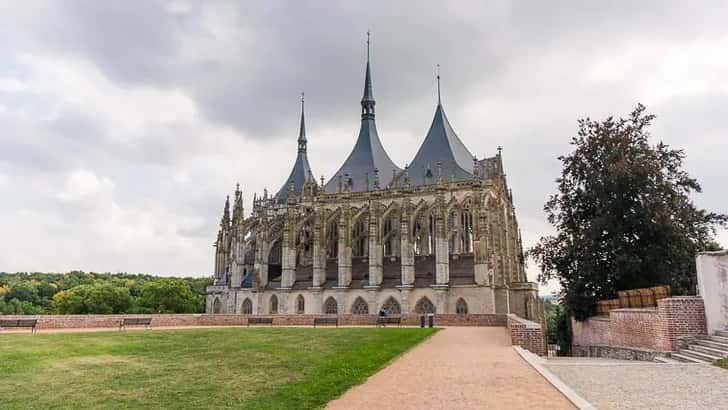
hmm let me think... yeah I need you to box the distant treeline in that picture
[0,271,212,315]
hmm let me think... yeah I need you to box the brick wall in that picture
[655,296,708,351]
[0,313,506,329]
[507,314,546,356]
[608,308,659,350]
[572,296,707,354]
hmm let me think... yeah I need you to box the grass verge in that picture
[0,327,437,409]
[715,357,728,370]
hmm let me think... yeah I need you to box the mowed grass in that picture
[715,357,728,370]
[0,327,437,409]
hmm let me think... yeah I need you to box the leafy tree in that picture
[52,289,86,314]
[1,271,211,315]
[1,298,44,314]
[52,284,132,314]
[6,283,38,304]
[530,104,727,320]
[137,279,200,313]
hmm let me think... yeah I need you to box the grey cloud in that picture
[0,1,726,277]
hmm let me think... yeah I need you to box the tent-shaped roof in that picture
[404,103,474,186]
[275,97,316,203]
[324,46,400,193]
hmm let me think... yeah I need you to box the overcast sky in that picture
[1,1,726,291]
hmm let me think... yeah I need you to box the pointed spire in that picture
[404,163,411,188]
[298,92,307,153]
[233,183,243,222]
[221,195,230,227]
[436,64,441,106]
[361,31,375,118]
[274,94,316,203]
[324,31,401,193]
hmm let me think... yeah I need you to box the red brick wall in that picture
[0,313,506,329]
[608,308,659,349]
[655,296,708,351]
[507,314,546,356]
[571,296,707,352]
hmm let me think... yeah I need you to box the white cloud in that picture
[58,168,114,202]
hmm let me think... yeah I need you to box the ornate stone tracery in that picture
[206,41,540,320]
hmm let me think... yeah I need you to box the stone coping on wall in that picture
[609,307,657,313]
[0,313,507,329]
[507,314,546,356]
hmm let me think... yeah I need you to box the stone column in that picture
[311,288,323,314]
[368,204,383,287]
[400,219,415,286]
[434,196,450,285]
[254,238,269,289]
[312,211,325,288]
[281,206,297,289]
[452,209,462,255]
[473,195,489,286]
[400,288,411,314]
[367,288,379,314]
[337,207,352,287]
[434,288,448,313]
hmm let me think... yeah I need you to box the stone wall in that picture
[0,313,506,330]
[696,250,728,334]
[572,296,707,355]
[507,314,546,356]
[571,345,659,361]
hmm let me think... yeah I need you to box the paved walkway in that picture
[327,327,575,410]
[545,360,728,409]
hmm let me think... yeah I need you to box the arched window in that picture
[456,298,468,315]
[351,297,369,314]
[326,221,339,258]
[448,210,458,253]
[268,239,282,264]
[382,216,399,257]
[413,212,434,256]
[242,298,253,314]
[296,295,305,314]
[324,297,338,314]
[414,297,435,314]
[460,204,473,253]
[270,295,278,314]
[212,297,222,314]
[296,221,313,266]
[381,297,401,315]
[352,218,368,257]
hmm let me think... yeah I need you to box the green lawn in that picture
[0,327,437,409]
[715,357,728,370]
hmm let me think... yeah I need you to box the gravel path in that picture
[545,361,728,409]
[327,327,575,410]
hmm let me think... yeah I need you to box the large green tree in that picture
[137,279,201,313]
[52,283,132,314]
[530,104,727,320]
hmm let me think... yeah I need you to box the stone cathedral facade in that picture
[206,48,540,319]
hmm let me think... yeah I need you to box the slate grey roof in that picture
[325,117,401,193]
[275,99,316,203]
[403,103,474,186]
[324,54,401,193]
